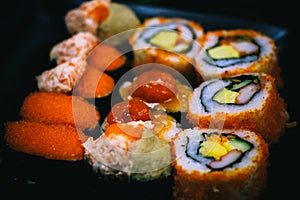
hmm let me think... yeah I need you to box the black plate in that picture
[0,1,299,199]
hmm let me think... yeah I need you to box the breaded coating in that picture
[87,44,126,71]
[50,32,99,64]
[20,91,100,130]
[4,120,88,161]
[73,66,115,98]
[65,0,111,35]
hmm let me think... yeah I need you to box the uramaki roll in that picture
[83,122,173,181]
[186,72,289,144]
[129,17,204,85]
[172,127,269,200]
[194,29,283,88]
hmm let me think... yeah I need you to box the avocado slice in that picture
[228,138,252,152]
[207,44,240,59]
[213,88,239,104]
[149,31,178,50]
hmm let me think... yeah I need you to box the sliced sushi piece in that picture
[118,68,193,113]
[186,72,289,144]
[4,120,88,161]
[172,127,269,200]
[83,121,173,181]
[195,29,283,88]
[97,2,141,46]
[86,44,126,72]
[49,32,99,65]
[19,91,100,131]
[36,32,100,93]
[36,59,87,94]
[129,17,204,86]
[73,66,115,99]
[64,0,111,35]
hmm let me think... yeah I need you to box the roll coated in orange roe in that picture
[87,44,126,71]
[4,120,88,161]
[20,91,100,130]
[73,66,115,98]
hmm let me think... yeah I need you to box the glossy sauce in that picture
[128,70,177,103]
[107,99,152,124]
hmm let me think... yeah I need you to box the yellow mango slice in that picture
[213,88,239,104]
[223,142,236,152]
[199,141,228,160]
[149,31,178,50]
[208,44,240,59]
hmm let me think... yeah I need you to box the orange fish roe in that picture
[73,66,115,98]
[4,120,88,161]
[20,91,100,130]
[50,32,100,65]
[87,44,126,71]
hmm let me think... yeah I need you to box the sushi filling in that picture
[201,74,261,112]
[204,35,260,68]
[186,132,253,170]
[139,22,196,53]
[84,122,172,180]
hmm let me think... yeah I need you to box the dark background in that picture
[0,0,298,199]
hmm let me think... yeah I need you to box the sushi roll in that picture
[64,0,111,35]
[83,121,173,181]
[73,66,115,99]
[186,72,289,144]
[4,120,88,161]
[172,127,269,200]
[129,17,204,86]
[36,32,100,93]
[97,2,141,46]
[194,29,283,88]
[19,91,101,131]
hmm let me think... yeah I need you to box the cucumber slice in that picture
[230,79,252,91]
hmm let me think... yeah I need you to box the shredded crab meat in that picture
[236,83,260,104]
[50,32,99,64]
[36,59,87,93]
[36,32,100,93]
[208,149,242,169]
[83,136,132,173]
[230,41,259,55]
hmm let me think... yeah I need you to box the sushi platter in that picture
[0,0,298,199]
